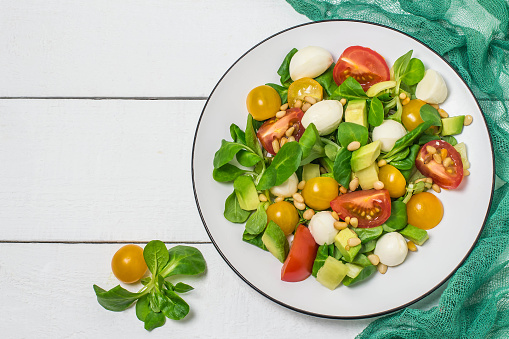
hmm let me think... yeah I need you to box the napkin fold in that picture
[286,1,509,337]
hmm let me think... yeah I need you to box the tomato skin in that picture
[402,99,426,131]
[266,201,299,236]
[287,78,323,107]
[111,245,148,284]
[330,189,391,228]
[301,177,339,211]
[246,85,281,121]
[333,46,390,91]
[415,140,463,189]
[281,225,319,282]
[256,108,305,155]
[378,165,406,198]
[407,192,444,230]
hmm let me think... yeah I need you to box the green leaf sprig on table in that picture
[93,241,206,331]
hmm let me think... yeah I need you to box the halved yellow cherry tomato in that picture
[402,99,426,131]
[407,192,444,230]
[287,78,323,107]
[111,244,147,283]
[378,164,406,198]
[246,85,281,121]
[301,177,338,211]
[266,201,299,235]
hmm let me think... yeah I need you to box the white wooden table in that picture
[1,1,446,337]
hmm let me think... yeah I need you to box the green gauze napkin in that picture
[286,0,509,338]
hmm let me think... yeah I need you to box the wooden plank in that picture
[0,0,307,97]
[0,99,209,242]
[0,242,445,337]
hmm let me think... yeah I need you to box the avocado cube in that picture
[233,175,260,211]
[399,224,429,245]
[302,163,321,182]
[351,140,381,172]
[345,99,368,128]
[334,228,361,262]
[345,263,363,279]
[316,256,348,290]
[355,162,380,190]
[441,116,465,136]
[262,221,289,263]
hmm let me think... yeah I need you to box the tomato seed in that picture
[441,148,448,159]
[366,215,372,220]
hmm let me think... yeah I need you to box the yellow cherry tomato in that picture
[402,99,426,131]
[378,165,406,198]
[301,177,339,211]
[287,78,323,107]
[407,192,444,230]
[111,244,147,283]
[266,201,299,235]
[246,85,281,121]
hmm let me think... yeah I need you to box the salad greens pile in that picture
[93,241,206,331]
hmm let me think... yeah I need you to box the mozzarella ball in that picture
[269,173,298,198]
[308,211,338,245]
[301,100,343,135]
[372,120,407,152]
[374,232,408,266]
[289,46,333,81]
[415,69,448,104]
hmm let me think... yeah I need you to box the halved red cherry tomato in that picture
[415,140,463,189]
[330,189,391,228]
[281,225,318,282]
[256,107,305,155]
[333,46,390,91]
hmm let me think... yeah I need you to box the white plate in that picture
[192,20,494,318]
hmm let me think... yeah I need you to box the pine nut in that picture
[431,104,440,109]
[438,108,449,118]
[345,245,350,251]
[304,96,317,104]
[302,102,312,112]
[345,216,351,224]
[432,183,441,193]
[303,209,315,220]
[464,115,473,126]
[275,196,284,203]
[433,153,442,164]
[285,126,295,137]
[349,178,359,191]
[377,263,388,274]
[347,141,361,151]
[334,221,348,230]
[276,110,286,118]
[279,137,287,147]
[464,169,470,176]
[272,139,280,154]
[399,92,407,100]
[443,157,453,167]
[378,159,387,167]
[287,136,296,142]
[297,180,306,190]
[294,200,306,210]
[350,217,358,228]
[402,97,410,105]
[339,186,347,194]
[331,211,339,220]
[407,241,417,252]
[441,148,448,159]
[258,194,268,202]
[280,103,288,111]
[340,98,347,106]
[348,237,361,247]
[294,99,303,108]
[426,145,437,154]
[292,193,304,203]
[373,181,384,190]
[415,178,427,184]
[368,254,380,266]
[426,177,433,184]
[320,167,327,174]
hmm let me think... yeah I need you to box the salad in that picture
[212,45,472,290]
